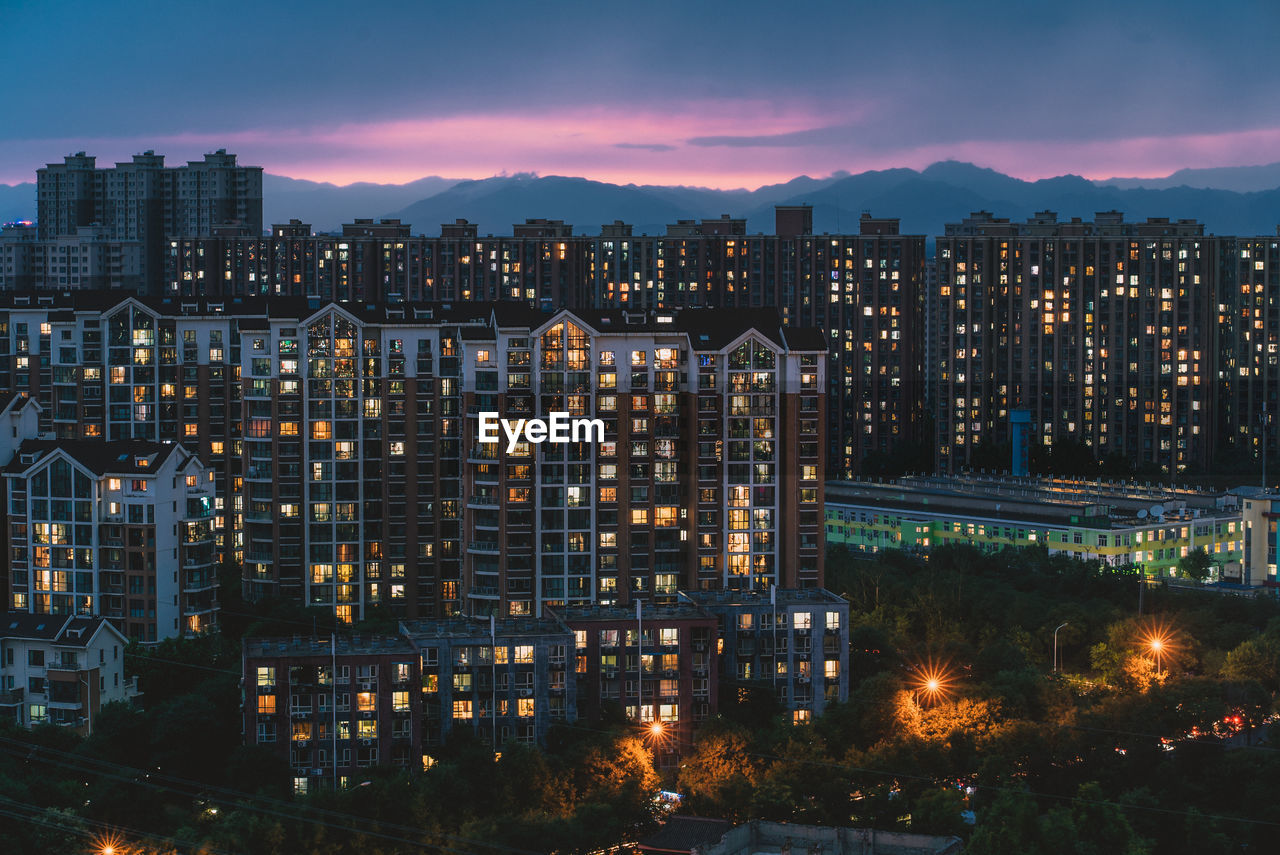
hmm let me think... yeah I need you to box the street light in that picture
[92,832,125,855]
[1148,636,1166,672]
[1053,622,1069,673]
[913,662,953,706]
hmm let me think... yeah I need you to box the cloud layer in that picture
[3,0,1279,187]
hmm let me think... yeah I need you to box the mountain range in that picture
[3,161,1279,237]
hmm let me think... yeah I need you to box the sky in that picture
[3,0,1279,188]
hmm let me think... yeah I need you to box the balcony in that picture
[468,541,500,553]
[0,689,23,707]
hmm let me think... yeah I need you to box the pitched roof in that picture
[0,612,70,640]
[2,439,190,477]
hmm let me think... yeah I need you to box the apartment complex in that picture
[0,612,135,734]
[244,589,847,790]
[687,588,849,724]
[826,475,1245,582]
[165,210,924,476]
[0,222,144,293]
[550,602,719,754]
[244,634,421,795]
[238,301,824,621]
[30,150,263,292]
[2,440,217,641]
[0,292,262,578]
[0,293,824,624]
[935,210,1219,475]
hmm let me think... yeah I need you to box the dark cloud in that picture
[688,125,858,148]
[614,143,677,152]
[5,0,1280,182]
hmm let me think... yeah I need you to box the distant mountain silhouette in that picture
[389,162,1280,238]
[5,162,1280,238]
[1097,162,1280,193]
[264,174,459,231]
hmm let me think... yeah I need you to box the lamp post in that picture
[1149,636,1165,673]
[1053,622,1069,673]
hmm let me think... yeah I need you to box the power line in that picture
[0,792,243,855]
[0,735,543,855]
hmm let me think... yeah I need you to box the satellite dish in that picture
[1151,504,1165,517]
[1137,509,1148,519]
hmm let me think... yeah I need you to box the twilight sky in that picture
[3,0,1279,188]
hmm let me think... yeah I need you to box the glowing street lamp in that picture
[92,832,126,855]
[1147,636,1166,672]
[913,662,954,706]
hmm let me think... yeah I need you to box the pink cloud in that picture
[3,107,1280,189]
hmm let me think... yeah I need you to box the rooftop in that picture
[826,474,1239,529]
[2,439,191,477]
[0,613,120,647]
[548,602,713,623]
[399,617,570,641]
[684,588,846,609]
[243,634,415,659]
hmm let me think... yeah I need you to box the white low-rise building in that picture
[0,612,136,734]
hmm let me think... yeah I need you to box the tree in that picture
[1222,636,1280,691]
[1177,548,1213,584]
[911,787,968,838]
[676,724,759,820]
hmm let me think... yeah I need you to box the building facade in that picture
[686,589,849,724]
[0,292,285,576]
[3,440,217,641]
[236,302,824,622]
[165,210,923,476]
[934,211,1220,475]
[34,150,263,293]
[243,635,421,795]
[0,613,135,733]
[551,602,719,754]
[0,294,824,625]
[826,476,1245,581]
[1239,488,1280,588]
[403,617,576,753]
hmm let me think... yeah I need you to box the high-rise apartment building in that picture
[27,150,263,294]
[0,293,272,572]
[934,211,1219,474]
[237,302,825,622]
[166,208,921,477]
[0,294,824,624]
[2,440,217,641]
[1220,232,1280,466]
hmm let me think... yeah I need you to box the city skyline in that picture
[3,0,1280,187]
